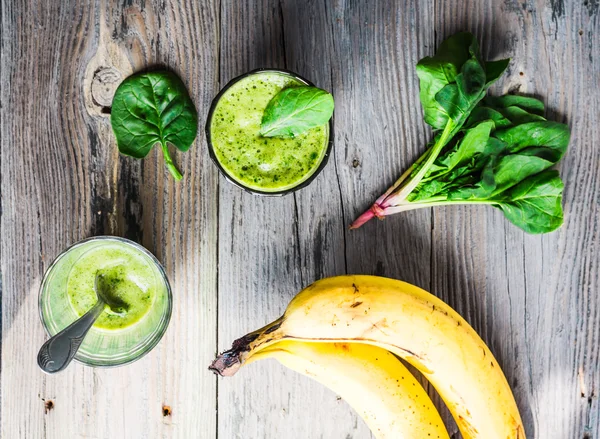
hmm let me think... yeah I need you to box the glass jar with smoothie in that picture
[206,69,333,195]
[39,236,172,367]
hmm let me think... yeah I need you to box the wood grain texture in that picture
[333,0,435,286]
[1,0,599,438]
[1,0,219,438]
[429,1,600,437]
[216,1,372,437]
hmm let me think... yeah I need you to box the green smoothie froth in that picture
[209,71,330,192]
[66,243,158,330]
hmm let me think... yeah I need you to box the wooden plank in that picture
[427,7,504,437]
[330,0,447,428]
[517,2,600,436]
[281,0,371,436]
[430,1,600,438]
[0,0,219,438]
[280,0,347,281]
[215,1,372,437]
[334,0,435,287]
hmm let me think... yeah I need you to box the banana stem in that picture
[209,317,285,376]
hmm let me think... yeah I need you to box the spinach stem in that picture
[385,121,455,205]
[376,145,432,206]
[382,198,496,215]
[161,141,183,181]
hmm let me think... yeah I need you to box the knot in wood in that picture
[91,67,122,108]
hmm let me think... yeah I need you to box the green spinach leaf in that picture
[416,32,508,131]
[111,71,198,181]
[466,106,513,128]
[415,32,480,129]
[434,120,495,173]
[493,170,564,234]
[496,106,546,125]
[484,59,511,85]
[259,86,334,138]
[494,121,570,161]
[483,95,545,115]
[446,153,554,200]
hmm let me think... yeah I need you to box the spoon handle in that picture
[37,299,105,374]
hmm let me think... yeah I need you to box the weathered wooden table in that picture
[1,0,598,438]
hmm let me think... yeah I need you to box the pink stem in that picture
[349,203,387,229]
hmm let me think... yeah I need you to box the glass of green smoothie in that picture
[38,236,172,368]
[206,68,333,195]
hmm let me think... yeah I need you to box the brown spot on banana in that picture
[265,320,282,334]
[457,415,479,437]
[337,343,351,352]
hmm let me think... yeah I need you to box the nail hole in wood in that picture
[44,400,54,413]
[579,30,584,36]
[352,159,360,168]
[162,405,172,417]
[519,71,524,76]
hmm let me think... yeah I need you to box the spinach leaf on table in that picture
[260,86,334,138]
[484,95,545,114]
[426,120,496,179]
[416,32,507,132]
[492,170,564,234]
[110,71,198,181]
[494,121,569,161]
[467,96,546,128]
[350,32,571,234]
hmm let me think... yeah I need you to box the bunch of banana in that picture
[210,275,525,439]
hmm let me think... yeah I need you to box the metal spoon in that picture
[37,274,128,374]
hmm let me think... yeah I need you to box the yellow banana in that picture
[211,275,525,439]
[245,340,450,439]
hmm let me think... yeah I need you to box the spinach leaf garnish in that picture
[111,71,198,181]
[351,32,570,234]
[260,86,334,138]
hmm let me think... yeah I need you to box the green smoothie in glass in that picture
[39,237,172,367]
[207,69,332,194]
[66,243,158,330]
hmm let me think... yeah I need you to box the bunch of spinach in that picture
[350,32,570,234]
[111,71,198,181]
